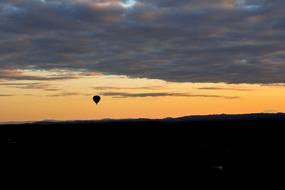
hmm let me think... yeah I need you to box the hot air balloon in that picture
[93,95,101,105]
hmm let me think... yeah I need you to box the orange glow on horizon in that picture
[1,71,285,122]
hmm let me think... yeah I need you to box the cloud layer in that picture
[102,92,239,99]
[1,0,285,83]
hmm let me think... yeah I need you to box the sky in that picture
[1,0,285,122]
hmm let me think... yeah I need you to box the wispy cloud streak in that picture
[102,92,239,99]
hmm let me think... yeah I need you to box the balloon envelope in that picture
[93,96,101,104]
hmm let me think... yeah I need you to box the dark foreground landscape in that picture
[4,113,285,183]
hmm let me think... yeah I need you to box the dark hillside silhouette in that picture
[4,113,285,181]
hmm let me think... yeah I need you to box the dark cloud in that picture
[0,94,13,97]
[197,87,253,91]
[48,92,91,97]
[93,85,164,90]
[102,92,239,99]
[261,83,285,87]
[0,81,59,91]
[0,0,285,83]
[0,69,78,81]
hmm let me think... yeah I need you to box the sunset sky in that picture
[1,0,285,122]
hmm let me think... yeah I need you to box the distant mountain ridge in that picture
[1,113,285,126]
[175,113,285,121]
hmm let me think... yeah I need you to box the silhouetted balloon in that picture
[93,96,101,105]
